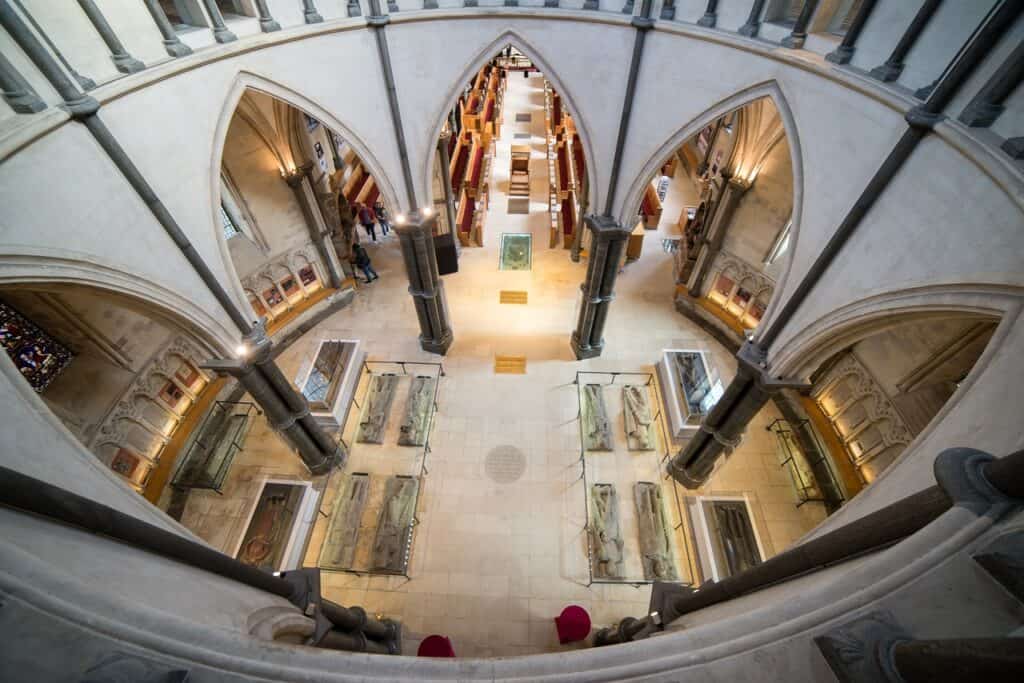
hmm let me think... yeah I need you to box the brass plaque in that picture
[499,290,528,304]
[494,355,527,374]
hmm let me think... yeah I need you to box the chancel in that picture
[1,0,1022,679]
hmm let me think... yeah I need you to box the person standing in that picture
[373,200,391,236]
[357,203,377,242]
[351,242,378,283]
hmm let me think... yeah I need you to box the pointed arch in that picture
[419,30,600,215]
[209,71,402,320]
[617,81,804,342]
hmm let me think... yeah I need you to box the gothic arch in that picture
[420,30,600,215]
[209,71,402,321]
[618,81,804,340]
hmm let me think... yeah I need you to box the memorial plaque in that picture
[499,233,532,270]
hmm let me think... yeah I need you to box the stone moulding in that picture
[397,375,436,446]
[318,473,369,570]
[582,383,613,451]
[356,373,399,444]
[623,384,656,451]
[371,475,419,572]
[589,483,625,579]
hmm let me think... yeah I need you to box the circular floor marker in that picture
[485,445,527,484]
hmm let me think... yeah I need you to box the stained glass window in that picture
[0,301,73,392]
[220,204,240,240]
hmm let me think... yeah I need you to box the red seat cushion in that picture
[417,635,456,658]
[554,605,591,644]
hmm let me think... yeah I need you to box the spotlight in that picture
[235,344,249,358]
[395,213,407,225]
[421,206,434,218]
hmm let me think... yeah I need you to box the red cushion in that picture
[417,635,455,658]
[554,605,591,644]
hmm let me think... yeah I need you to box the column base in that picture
[696,12,715,26]
[420,331,453,355]
[825,45,854,64]
[213,28,237,43]
[162,39,192,57]
[259,19,281,32]
[667,458,706,489]
[570,332,603,360]
[780,33,806,49]
[113,55,146,74]
[870,61,902,82]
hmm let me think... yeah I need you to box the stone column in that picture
[254,0,280,32]
[826,0,878,64]
[869,0,942,82]
[286,166,345,289]
[395,215,453,355]
[301,0,323,22]
[669,342,805,488]
[436,132,458,243]
[347,0,362,17]
[780,0,820,49]
[202,323,343,475]
[686,175,747,297]
[738,0,767,37]
[697,0,717,26]
[200,0,237,43]
[570,215,631,360]
[142,0,192,57]
[0,50,45,113]
[958,40,1024,127]
[77,0,145,73]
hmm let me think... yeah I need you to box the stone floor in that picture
[179,72,827,657]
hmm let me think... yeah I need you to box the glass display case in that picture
[295,339,363,431]
[171,401,255,492]
[657,349,724,441]
[768,418,844,508]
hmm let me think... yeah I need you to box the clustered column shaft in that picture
[286,165,345,289]
[395,219,454,355]
[571,216,631,360]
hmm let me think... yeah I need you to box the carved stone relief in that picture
[371,476,419,572]
[356,374,399,444]
[581,383,613,451]
[398,376,435,447]
[589,483,625,580]
[319,473,370,570]
[634,482,677,580]
[623,384,656,451]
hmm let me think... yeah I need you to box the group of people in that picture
[349,199,391,284]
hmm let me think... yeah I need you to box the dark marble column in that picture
[686,176,747,297]
[825,0,877,64]
[780,0,820,49]
[200,0,237,43]
[668,342,804,488]
[0,50,45,113]
[395,215,454,355]
[869,0,942,82]
[203,323,344,475]
[301,0,323,23]
[571,215,632,360]
[142,0,193,57]
[697,0,717,27]
[436,132,458,241]
[77,0,145,73]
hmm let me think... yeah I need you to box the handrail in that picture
[596,448,1023,646]
[0,464,399,653]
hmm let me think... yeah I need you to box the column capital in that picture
[736,340,809,392]
[241,319,273,366]
[584,214,632,241]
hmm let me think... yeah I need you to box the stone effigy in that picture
[319,473,369,570]
[398,376,436,447]
[356,374,398,444]
[623,384,656,451]
[371,476,419,572]
[588,483,625,580]
[634,482,677,581]
[582,383,614,451]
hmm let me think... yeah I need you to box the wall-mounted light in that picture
[421,206,434,218]
[395,213,407,225]
[235,344,249,358]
